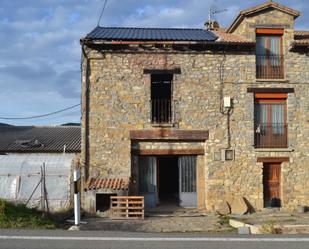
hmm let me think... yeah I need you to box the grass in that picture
[217,214,230,226]
[0,199,58,229]
[213,214,237,233]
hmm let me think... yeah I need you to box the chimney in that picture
[204,20,220,30]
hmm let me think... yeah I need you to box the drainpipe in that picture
[81,44,90,181]
[218,51,233,149]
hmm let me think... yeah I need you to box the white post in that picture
[73,169,81,226]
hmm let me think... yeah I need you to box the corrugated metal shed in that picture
[0,126,80,153]
[86,26,218,41]
[0,153,75,211]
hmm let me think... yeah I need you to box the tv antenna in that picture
[208,0,227,24]
[209,7,227,24]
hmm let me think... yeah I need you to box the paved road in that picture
[0,230,309,249]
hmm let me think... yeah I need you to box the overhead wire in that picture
[0,103,81,120]
[97,0,108,26]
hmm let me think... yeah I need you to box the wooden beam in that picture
[132,148,205,155]
[255,93,288,99]
[143,68,181,75]
[257,157,290,163]
[130,129,209,141]
[247,88,294,93]
[256,28,284,35]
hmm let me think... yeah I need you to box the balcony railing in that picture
[151,99,174,124]
[256,54,284,79]
[254,123,288,148]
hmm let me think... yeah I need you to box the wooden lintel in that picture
[256,28,284,35]
[130,129,209,141]
[247,88,294,93]
[132,148,205,156]
[255,93,288,99]
[143,68,181,75]
[257,157,290,163]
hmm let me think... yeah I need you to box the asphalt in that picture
[0,230,309,249]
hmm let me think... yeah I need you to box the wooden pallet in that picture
[110,196,144,220]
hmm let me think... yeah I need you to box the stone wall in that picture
[81,6,309,212]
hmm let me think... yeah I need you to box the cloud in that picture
[0,0,308,125]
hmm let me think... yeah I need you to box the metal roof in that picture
[85,26,218,41]
[0,126,81,153]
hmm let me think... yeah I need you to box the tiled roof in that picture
[294,30,309,41]
[84,26,218,42]
[293,30,309,47]
[293,39,309,46]
[0,126,81,153]
[295,30,309,38]
[240,1,300,17]
[213,30,254,45]
[227,1,300,33]
[85,178,130,191]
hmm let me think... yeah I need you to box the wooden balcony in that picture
[256,54,284,79]
[151,99,174,124]
[254,123,288,148]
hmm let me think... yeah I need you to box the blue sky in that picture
[0,0,308,126]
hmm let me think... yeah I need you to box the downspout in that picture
[81,44,90,181]
[218,51,232,149]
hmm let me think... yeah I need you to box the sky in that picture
[0,0,308,126]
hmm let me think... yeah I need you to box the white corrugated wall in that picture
[0,153,76,212]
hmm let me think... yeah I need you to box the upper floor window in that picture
[256,29,284,79]
[254,93,288,148]
[150,74,174,124]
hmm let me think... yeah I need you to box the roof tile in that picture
[213,30,254,44]
[85,178,130,191]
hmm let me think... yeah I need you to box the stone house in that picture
[80,1,309,214]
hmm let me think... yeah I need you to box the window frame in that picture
[255,29,284,79]
[150,74,174,125]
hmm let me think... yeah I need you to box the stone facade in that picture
[81,3,309,214]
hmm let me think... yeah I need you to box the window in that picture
[150,74,173,124]
[256,29,284,79]
[254,93,288,148]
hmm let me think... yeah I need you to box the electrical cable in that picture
[97,0,108,26]
[0,103,81,120]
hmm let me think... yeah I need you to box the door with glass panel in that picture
[256,34,283,79]
[254,96,287,148]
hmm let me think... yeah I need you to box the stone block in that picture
[230,196,248,215]
[216,201,231,215]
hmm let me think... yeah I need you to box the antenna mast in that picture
[206,3,227,30]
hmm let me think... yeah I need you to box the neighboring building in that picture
[0,126,81,212]
[80,1,309,214]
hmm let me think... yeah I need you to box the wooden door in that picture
[263,163,281,208]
